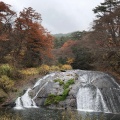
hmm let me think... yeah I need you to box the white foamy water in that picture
[14,97,23,110]
[14,88,38,109]
[14,73,56,109]
[33,78,42,88]
[77,86,110,113]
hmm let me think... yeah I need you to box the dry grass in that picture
[20,68,39,76]
[0,113,21,120]
[61,64,72,70]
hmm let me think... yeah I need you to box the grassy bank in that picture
[0,64,72,107]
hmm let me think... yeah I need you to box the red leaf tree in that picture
[14,7,53,67]
[0,1,16,40]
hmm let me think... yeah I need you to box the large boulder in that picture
[15,70,120,113]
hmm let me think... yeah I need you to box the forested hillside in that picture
[0,1,54,106]
[53,0,120,75]
[0,0,120,107]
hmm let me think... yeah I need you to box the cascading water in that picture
[14,73,55,109]
[14,97,23,109]
[14,70,120,113]
[77,86,110,112]
[76,71,120,113]
[14,88,38,109]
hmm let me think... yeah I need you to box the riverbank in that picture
[0,64,72,108]
[1,63,120,109]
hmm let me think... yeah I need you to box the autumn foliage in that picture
[0,2,16,40]
[92,0,120,73]
[0,2,53,67]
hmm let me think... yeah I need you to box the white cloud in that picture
[1,0,104,34]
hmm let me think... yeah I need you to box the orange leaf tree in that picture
[0,1,16,40]
[14,7,53,67]
[0,2,16,62]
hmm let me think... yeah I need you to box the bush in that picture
[61,64,72,70]
[44,88,70,106]
[20,68,39,76]
[54,79,64,86]
[50,65,60,71]
[45,78,75,106]
[0,64,13,77]
[0,64,23,80]
[38,64,50,75]
[0,75,14,93]
[63,79,74,89]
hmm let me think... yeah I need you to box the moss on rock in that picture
[44,78,75,106]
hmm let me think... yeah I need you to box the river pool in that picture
[0,107,120,120]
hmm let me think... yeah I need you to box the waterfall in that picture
[14,97,23,109]
[14,73,55,110]
[14,70,120,113]
[77,86,95,112]
[21,88,37,108]
[77,86,110,113]
[76,71,120,113]
[14,88,38,109]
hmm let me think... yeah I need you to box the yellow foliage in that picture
[61,64,72,70]
[0,64,13,76]
[50,65,60,71]
[66,58,74,65]
[20,68,38,76]
[0,75,14,92]
[0,64,22,80]
[38,64,50,74]
[20,64,72,77]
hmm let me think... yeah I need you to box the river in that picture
[0,107,120,120]
[2,70,120,120]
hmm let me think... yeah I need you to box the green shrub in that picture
[44,94,56,105]
[45,79,75,106]
[63,79,74,89]
[0,64,23,80]
[62,88,70,96]
[0,75,14,93]
[0,64,13,76]
[54,79,64,86]
[45,88,70,106]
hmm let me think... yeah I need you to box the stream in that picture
[0,108,120,120]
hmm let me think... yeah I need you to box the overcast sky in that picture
[2,0,104,34]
